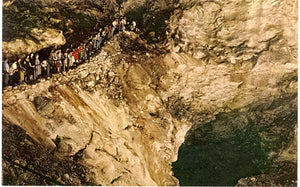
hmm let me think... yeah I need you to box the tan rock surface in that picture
[2,0,297,185]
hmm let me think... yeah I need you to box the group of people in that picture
[2,17,137,88]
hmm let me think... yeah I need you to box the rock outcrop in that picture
[3,0,118,59]
[2,0,298,186]
[2,122,94,185]
[3,32,180,185]
[168,0,298,64]
[165,0,297,185]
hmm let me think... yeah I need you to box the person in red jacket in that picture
[77,46,82,63]
[72,48,79,64]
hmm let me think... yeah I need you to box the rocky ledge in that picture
[3,0,118,59]
[2,0,298,186]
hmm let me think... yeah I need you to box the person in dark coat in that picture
[46,58,52,78]
[23,58,28,82]
[41,60,47,78]
[86,41,93,63]
[25,55,34,82]
[10,60,19,86]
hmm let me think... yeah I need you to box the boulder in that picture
[33,96,54,115]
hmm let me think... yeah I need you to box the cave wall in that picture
[168,0,298,64]
[121,0,178,42]
[2,0,118,59]
[2,33,188,185]
[164,0,298,185]
[173,93,297,185]
[2,0,298,186]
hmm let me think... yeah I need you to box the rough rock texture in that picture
[3,32,186,186]
[165,0,297,185]
[2,0,298,186]
[3,0,118,59]
[168,0,298,64]
[2,122,95,185]
[173,93,297,185]
[121,0,178,42]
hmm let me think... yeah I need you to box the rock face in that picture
[2,122,94,185]
[2,0,298,186]
[165,0,297,185]
[173,93,297,185]
[3,0,118,58]
[3,32,187,185]
[168,0,298,64]
[121,0,178,42]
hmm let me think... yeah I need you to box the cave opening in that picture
[172,124,268,186]
[172,103,297,186]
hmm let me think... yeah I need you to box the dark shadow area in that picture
[172,94,297,186]
[124,0,178,43]
[2,0,116,44]
[173,124,267,186]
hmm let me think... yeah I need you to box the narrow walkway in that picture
[3,18,137,90]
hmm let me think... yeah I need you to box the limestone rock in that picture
[168,0,297,65]
[3,0,119,58]
[2,0,297,186]
[33,96,54,115]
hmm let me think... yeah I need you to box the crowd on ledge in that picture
[2,17,137,89]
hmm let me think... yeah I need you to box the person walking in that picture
[41,60,47,78]
[3,58,10,87]
[102,26,109,41]
[68,49,74,68]
[107,26,113,39]
[18,58,26,83]
[120,17,127,31]
[46,57,52,78]
[35,54,42,79]
[29,53,36,81]
[78,45,82,63]
[64,49,69,72]
[49,49,56,74]
[86,40,92,63]
[10,60,19,86]
[72,47,79,65]
[130,21,136,31]
[23,57,28,82]
[81,45,87,63]
[98,29,103,49]
[25,55,34,82]
[112,18,119,35]
[92,36,97,52]
[54,49,62,73]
